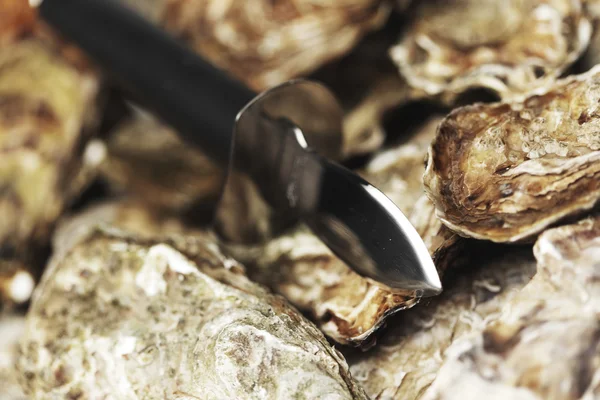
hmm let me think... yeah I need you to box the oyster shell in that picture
[161,0,392,91]
[342,74,415,157]
[391,0,591,100]
[345,246,537,399]
[0,314,27,400]
[363,117,460,274]
[0,30,101,304]
[230,117,461,346]
[99,116,223,214]
[581,0,600,70]
[424,66,600,243]
[16,218,368,399]
[421,216,600,400]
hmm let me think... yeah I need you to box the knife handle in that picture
[38,0,256,165]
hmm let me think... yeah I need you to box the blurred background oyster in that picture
[0,4,103,306]
[99,115,224,218]
[391,0,591,101]
[161,0,392,91]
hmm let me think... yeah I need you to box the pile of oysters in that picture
[1,0,599,399]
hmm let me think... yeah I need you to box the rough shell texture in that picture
[56,199,203,243]
[391,0,591,100]
[230,117,461,346]
[16,220,368,399]
[422,216,600,400]
[424,66,600,243]
[344,246,537,399]
[0,32,101,302]
[0,315,27,400]
[161,0,392,91]
[99,116,223,214]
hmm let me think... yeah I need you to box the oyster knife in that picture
[35,0,442,296]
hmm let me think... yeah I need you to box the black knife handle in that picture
[38,0,256,165]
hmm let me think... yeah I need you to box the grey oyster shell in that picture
[345,247,537,399]
[421,216,600,400]
[424,66,600,243]
[391,0,591,101]
[346,216,600,400]
[16,214,368,399]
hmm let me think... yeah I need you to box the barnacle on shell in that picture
[424,66,600,243]
[16,217,368,399]
[391,0,591,100]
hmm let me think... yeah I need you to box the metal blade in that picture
[305,158,442,297]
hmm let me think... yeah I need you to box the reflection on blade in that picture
[307,159,442,297]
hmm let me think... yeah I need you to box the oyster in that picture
[17,219,368,399]
[311,21,422,157]
[231,117,461,346]
[421,216,600,400]
[161,0,392,91]
[0,314,27,400]
[424,66,600,243]
[0,26,102,304]
[390,0,591,100]
[100,115,223,214]
[345,246,537,399]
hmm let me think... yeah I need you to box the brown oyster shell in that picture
[16,218,368,399]
[391,0,591,100]
[99,115,224,214]
[424,66,600,243]
[228,117,462,346]
[344,246,537,399]
[421,216,600,400]
[161,0,392,91]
